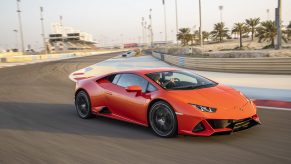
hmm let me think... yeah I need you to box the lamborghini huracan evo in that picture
[74,68,260,137]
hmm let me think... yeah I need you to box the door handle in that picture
[105,91,113,95]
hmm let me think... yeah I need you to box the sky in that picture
[0,0,291,49]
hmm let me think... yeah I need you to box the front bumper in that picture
[178,114,261,136]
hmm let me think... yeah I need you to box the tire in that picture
[149,101,178,138]
[75,90,92,119]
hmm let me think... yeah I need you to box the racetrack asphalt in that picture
[0,52,290,164]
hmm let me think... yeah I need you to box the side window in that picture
[116,74,148,92]
[112,74,121,84]
[147,83,157,92]
[106,74,121,84]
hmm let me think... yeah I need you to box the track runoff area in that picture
[0,52,291,163]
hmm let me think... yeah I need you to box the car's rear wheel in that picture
[75,90,92,119]
[149,101,177,138]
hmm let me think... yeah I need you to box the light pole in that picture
[219,5,223,23]
[141,17,145,44]
[276,0,282,49]
[162,0,168,42]
[59,15,63,30]
[59,15,65,50]
[147,25,151,46]
[144,21,148,44]
[175,0,179,45]
[149,8,154,47]
[13,29,18,50]
[16,0,25,53]
[266,9,270,20]
[199,0,203,46]
[40,6,47,54]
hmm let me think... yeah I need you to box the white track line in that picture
[257,106,291,111]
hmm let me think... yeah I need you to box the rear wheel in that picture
[149,101,177,138]
[75,90,92,119]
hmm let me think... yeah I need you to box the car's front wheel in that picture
[149,101,178,138]
[75,90,92,119]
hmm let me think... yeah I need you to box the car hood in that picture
[168,84,248,110]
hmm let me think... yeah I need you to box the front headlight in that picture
[191,104,217,113]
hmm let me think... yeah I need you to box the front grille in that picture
[207,119,232,129]
[232,118,252,124]
[230,118,258,132]
[207,118,259,132]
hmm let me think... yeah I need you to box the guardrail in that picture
[152,51,291,74]
[0,50,123,63]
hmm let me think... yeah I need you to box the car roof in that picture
[115,68,179,75]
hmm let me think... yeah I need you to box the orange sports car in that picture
[74,68,260,137]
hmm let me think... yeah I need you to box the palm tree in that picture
[192,30,200,44]
[288,22,291,40]
[202,31,210,42]
[256,21,276,47]
[189,34,196,45]
[177,28,192,46]
[246,18,260,41]
[232,23,249,48]
[190,31,209,44]
[256,21,288,48]
[282,30,290,41]
[211,22,229,42]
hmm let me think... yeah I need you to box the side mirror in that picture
[126,85,142,92]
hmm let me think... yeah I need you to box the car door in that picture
[104,73,154,124]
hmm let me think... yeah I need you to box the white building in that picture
[51,23,93,42]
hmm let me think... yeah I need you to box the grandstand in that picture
[48,23,97,53]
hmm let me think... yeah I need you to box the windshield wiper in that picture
[172,85,198,90]
[172,83,216,90]
[194,83,216,89]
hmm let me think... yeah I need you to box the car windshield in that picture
[146,71,217,90]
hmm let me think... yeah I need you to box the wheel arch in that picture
[147,98,176,126]
[75,88,88,98]
[75,88,92,106]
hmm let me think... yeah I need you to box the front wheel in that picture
[75,90,92,119]
[149,101,178,138]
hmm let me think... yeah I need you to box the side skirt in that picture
[92,106,148,127]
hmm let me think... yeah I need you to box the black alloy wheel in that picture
[149,101,177,138]
[75,90,92,119]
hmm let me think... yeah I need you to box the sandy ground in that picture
[161,39,291,58]
[202,39,291,58]
[200,38,291,51]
